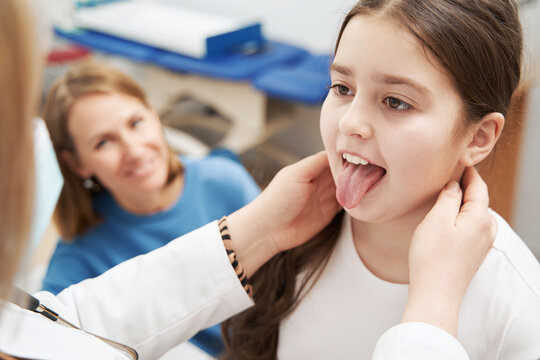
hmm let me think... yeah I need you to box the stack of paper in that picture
[75,0,263,58]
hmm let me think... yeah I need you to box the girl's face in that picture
[67,93,170,198]
[321,15,471,223]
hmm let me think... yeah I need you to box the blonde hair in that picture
[42,62,183,239]
[0,0,40,300]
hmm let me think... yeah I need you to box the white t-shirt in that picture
[278,212,540,360]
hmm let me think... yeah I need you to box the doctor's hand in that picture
[228,151,341,277]
[403,167,496,337]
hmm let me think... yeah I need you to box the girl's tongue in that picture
[336,161,386,209]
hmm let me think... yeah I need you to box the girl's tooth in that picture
[343,153,369,166]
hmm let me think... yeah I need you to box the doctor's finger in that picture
[423,180,463,225]
[292,151,331,182]
[460,167,489,212]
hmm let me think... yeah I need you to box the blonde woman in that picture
[41,62,260,297]
[0,0,498,359]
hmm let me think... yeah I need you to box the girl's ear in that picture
[61,150,91,179]
[460,112,505,167]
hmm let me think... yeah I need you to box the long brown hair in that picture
[222,1,523,359]
[0,0,40,300]
[42,62,183,240]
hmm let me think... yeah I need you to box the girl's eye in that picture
[384,97,411,111]
[331,84,354,96]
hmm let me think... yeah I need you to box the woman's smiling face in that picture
[67,92,170,199]
[321,15,471,223]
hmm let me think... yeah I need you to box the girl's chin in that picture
[346,200,439,226]
[344,199,412,224]
[344,206,388,224]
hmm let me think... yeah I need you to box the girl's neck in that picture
[112,174,184,215]
[350,201,434,284]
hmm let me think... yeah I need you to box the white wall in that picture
[515,81,540,258]
[515,1,540,258]
[521,0,540,72]
[160,0,357,54]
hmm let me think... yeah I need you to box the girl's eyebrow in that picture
[331,63,431,97]
[330,63,353,77]
[372,73,431,96]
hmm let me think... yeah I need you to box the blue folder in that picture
[55,28,308,82]
[253,54,332,105]
[55,28,161,62]
[155,41,308,81]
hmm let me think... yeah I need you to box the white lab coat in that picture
[0,221,470,360]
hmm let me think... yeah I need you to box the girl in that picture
[223,1,540,359]
[40,62,260,295]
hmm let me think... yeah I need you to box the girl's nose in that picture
[338,101,373,139]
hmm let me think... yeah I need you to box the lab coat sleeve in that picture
[373,322,470,360]
[35,221,254,359]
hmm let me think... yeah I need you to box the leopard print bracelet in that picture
[219,216,253,298]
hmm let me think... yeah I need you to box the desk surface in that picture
[56,29,307,80]
[55,28,330,104]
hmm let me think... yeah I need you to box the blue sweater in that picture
[42,154,260,294]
